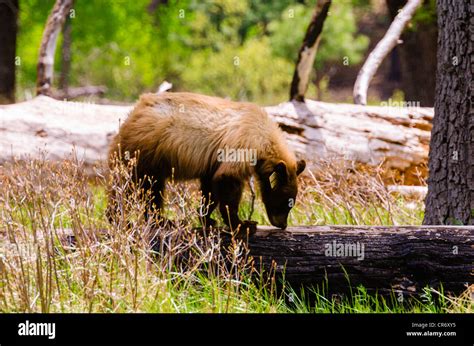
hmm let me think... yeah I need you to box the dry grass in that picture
[241,160,425,227]
[0,154,281,313]
[0,155,471,313]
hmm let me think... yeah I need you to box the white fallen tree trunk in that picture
[353,0,422,105]
[0,96,433,181]
[388,185,427,199]
[53,85,107,99]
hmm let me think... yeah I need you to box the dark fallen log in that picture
[49,224,473,296]
[237,225,473,296]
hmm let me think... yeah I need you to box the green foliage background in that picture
[17,0,370,104]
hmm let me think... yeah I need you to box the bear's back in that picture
[114,92,288,180]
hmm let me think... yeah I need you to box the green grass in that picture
[0,158,471,313]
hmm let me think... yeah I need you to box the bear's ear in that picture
[274,161,288,178]
[296,160,306,176]
[269,161,288,189]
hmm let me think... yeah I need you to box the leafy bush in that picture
[15,0,368,103]
[181,38,292,104]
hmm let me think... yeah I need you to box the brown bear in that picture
[108,92,305,232]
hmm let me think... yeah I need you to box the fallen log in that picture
[242,225,473,296]
[53,85,107,99]
[43,225,473,296]
[0,96,433,182]
[267,100,432,184]
[387,185,427,199]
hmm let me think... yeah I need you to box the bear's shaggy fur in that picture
[108,92,305,231]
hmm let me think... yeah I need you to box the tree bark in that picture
[240,225,473,295]
[0,96,433,183]
[59,9,72,94]
[36,0,74,96]
[386,0,437,107]
[0,0,19,104]
[289,0,331,102]
[423,1,474,225]
[353,0,422,105]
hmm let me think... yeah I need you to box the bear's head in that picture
[258,159,306,229]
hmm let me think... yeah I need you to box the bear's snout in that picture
[269,214,288,230]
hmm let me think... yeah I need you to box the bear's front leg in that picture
[213,175,256,238]
[214,175,243,230]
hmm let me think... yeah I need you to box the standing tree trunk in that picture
[0,0,19,104]
[353,0,422,105]
[59,6,73,94]
[386,0,437,107]
[424,0,474,225]
[36,0,74,96]
[289,0,331,102]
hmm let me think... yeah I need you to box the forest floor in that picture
[0,157,472,313]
